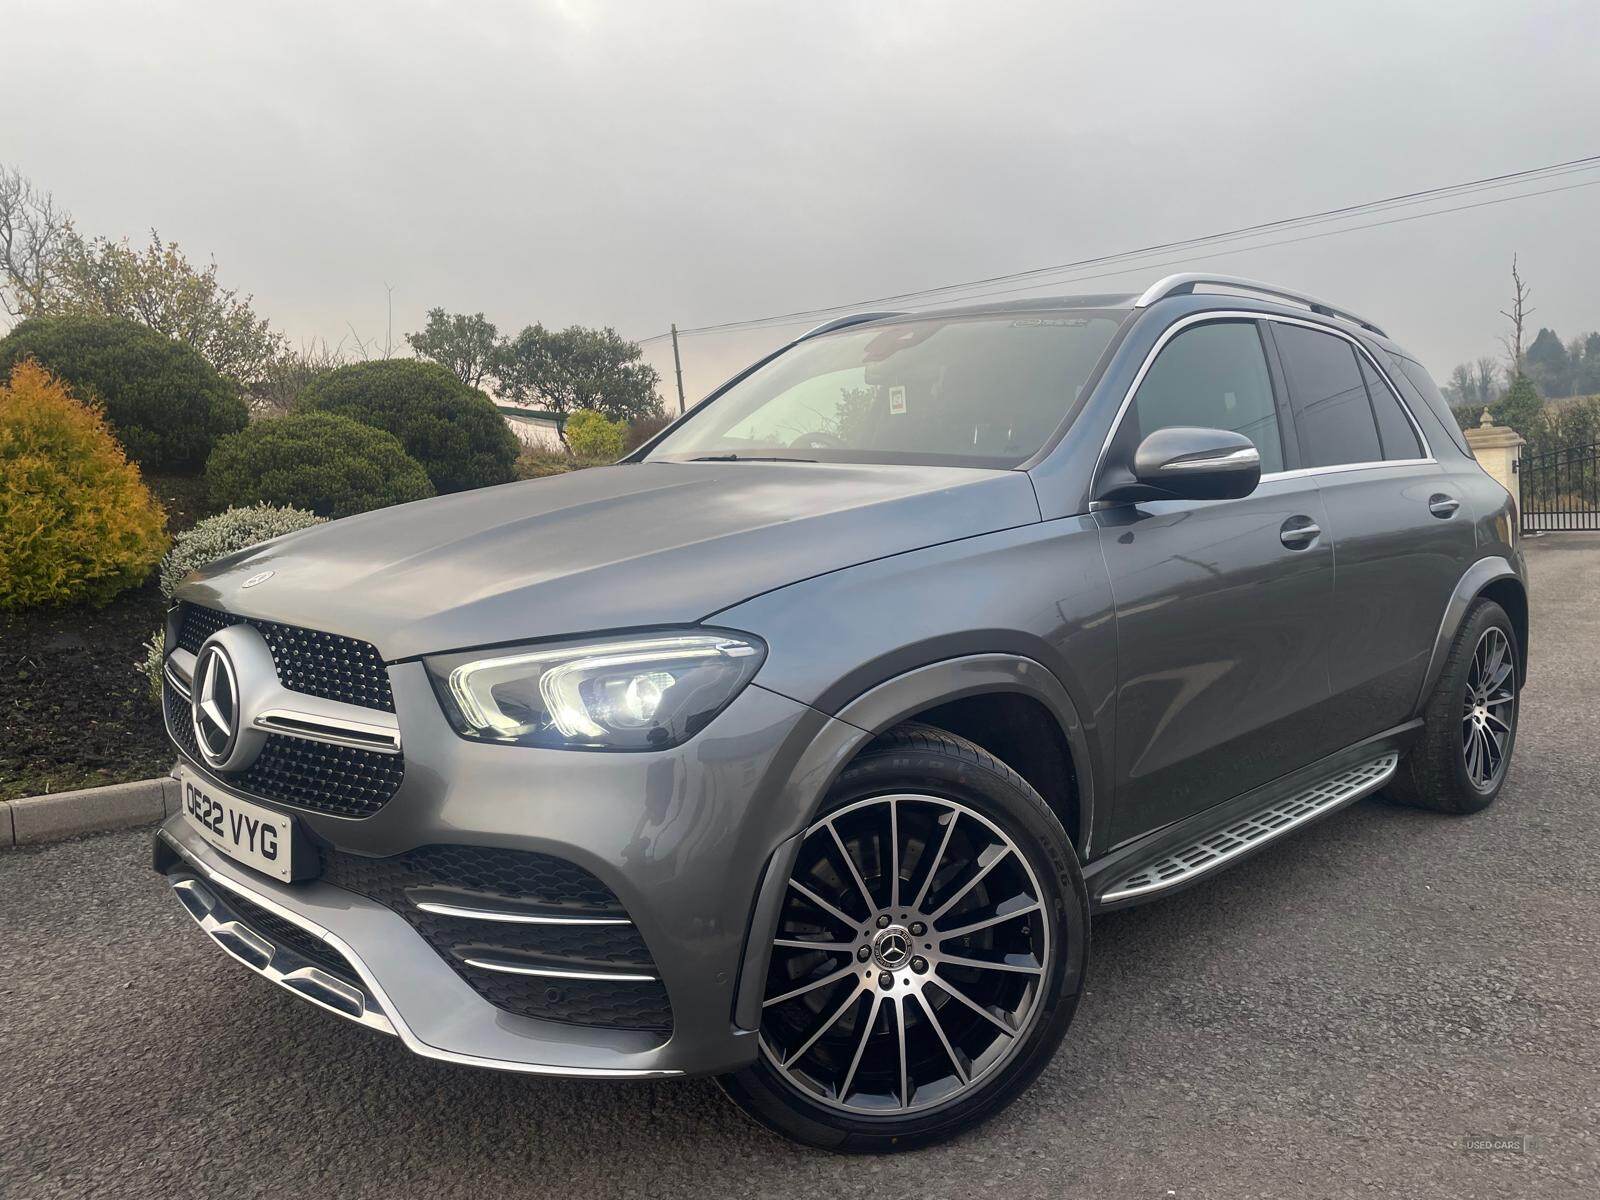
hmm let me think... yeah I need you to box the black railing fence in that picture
[1520,442,1600,531]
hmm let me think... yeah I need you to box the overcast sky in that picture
[7,0,1599,402]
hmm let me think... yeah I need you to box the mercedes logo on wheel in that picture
[871,925,913,971]
[191,642,242,769]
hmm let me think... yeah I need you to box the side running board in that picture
[1101,752,1399,904]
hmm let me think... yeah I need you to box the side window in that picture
[1128,321,1284,474]
[1394,354,1473,456]
[1359,356,1423,461]
[1273,324,1382,467]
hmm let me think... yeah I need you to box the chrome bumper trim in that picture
[160,832,683,1079]
[168,874,397,1036]
[414,900,632,927]
[462,956,658,983]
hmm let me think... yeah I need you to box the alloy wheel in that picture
[1462,626,1515,791]
[758,793,1052,1115]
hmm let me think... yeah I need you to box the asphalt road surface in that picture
[3,535,1597,1199]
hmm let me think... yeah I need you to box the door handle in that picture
[1279,515,1321,549]
[1428,494,1461,518]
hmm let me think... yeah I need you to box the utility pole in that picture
[670,323,687,415]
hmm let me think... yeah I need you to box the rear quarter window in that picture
[1391,355,1473,457]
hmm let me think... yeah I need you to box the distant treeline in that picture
[1444,326,1600,411]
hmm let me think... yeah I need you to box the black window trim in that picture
[1259,316,1434,475]
[1092,309,1435,503]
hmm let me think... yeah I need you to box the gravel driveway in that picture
[3,535,1597,1199]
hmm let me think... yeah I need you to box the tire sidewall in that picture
[721,733,1091,1153]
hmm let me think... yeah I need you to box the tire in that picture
[1389,598,1520,814]
[719,723,1090,1153]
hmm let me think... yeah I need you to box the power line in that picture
[639,152,1600,344]
[884,175,1600,312]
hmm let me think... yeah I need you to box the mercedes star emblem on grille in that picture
[191,642,242,769]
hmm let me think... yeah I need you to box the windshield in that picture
[647,311,1124,468]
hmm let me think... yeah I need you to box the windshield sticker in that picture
[889,385,907,415]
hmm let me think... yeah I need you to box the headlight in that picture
[424,630,765,750]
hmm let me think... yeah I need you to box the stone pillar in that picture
[1463,409,1525,507]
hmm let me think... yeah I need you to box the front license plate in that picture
[177,768,295,882]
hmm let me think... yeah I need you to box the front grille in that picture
[164,679,404,818]
[322,845,673,1034]
[175,603,394,713]
[222,887,360,988]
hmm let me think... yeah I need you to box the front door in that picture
[1094,318,1340,845]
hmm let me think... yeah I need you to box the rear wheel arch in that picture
[1416,557,1528,713]
[1478,576,1528,683]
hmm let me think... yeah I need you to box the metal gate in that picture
[1520,442,1600,532]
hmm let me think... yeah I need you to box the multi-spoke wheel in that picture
[720,724,1088,1152]
[1461,626,1515,791]
[1391,597,1520,814]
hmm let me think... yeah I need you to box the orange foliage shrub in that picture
[0,359,169,609]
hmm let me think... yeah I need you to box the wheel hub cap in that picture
[870,925,913,971]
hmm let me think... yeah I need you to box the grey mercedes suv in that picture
[153,274,1527,1151]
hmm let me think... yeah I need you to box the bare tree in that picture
[0,164,73,318]
[1473,356,1501,404]
[1498,254,1534,378]
[344,283,399,361]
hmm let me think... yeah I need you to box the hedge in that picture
[0,315,247,471]
[297,359,518,493]
[205,411,435,518]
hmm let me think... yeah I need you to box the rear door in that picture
[1095,317,1339,845]
[1265,319,1477,736]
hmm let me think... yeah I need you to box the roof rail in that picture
[793,311,906,343]
[1133,273,1387,337]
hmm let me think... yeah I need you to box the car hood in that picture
[180,461,1040,660]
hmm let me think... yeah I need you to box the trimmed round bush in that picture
[204,411,435,518]
[0,315,247,471]
[0,360,170,609]
[565,408,625,460]
[296,359,518,492]
[158,503,327,600]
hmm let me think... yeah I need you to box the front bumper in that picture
[154,667,864,1078]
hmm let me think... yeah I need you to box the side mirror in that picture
[1099,426,1262,503]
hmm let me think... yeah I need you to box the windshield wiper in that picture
[686,453,817,463]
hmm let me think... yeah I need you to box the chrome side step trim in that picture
[1101,753,1399,903]
[169,875,397,1036]
[414,900,632,927]
[463,956,658,983]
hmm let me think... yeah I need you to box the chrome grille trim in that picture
[252,701,401,755]
[1102,753,1400,903]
